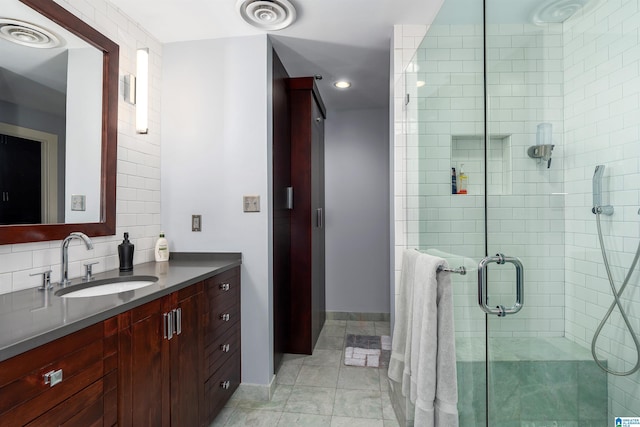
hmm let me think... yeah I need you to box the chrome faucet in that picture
[60,232,94,287]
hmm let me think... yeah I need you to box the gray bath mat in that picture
[344,334,391,368]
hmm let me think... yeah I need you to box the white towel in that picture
[388,249,419,384]
[389,250,459,427]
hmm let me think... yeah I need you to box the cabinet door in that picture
[170,284,203,427]
[119,297,170,427]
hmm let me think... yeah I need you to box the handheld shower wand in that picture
[592,165,614,215]
[591,164,640,376]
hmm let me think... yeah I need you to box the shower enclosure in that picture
[395,0,640,424]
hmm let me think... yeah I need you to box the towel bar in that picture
[437,265,467,275]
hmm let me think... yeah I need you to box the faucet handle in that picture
[83,262,99,282]
[30,270,53,291]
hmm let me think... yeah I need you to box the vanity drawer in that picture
[0,323,106,426]
[206,303,240,344]
[25,378,104,427]
[204,353,240,422]
[205,267,240,303]
[205,323,240,379]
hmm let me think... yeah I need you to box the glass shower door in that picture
[483,0,608,425]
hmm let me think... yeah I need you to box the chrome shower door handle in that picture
[477,253,524,317]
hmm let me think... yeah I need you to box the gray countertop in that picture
[0,252,242,362]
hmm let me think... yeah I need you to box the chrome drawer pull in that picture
[164,311,174,340]
[43,369,63,387]
[174,308,182,335]
[219,283,230,291]
[220,380,230,389]
[220,343,230,352]
[220,313,230,322]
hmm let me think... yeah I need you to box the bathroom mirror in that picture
[0,0,118,244]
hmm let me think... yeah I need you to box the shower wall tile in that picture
[563,0,640,417]
[406,21,565,337]
[392,24,427,327]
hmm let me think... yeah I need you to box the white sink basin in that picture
[55,275,158,298]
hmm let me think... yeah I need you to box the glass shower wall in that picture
[400,0,640,422]
[403,1,488,423]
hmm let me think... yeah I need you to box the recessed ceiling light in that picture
[334,81,351,89]
[416,81,426,87]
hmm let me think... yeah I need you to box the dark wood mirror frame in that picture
[0,0,118,244]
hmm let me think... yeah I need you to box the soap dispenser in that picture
[118,232,134,271]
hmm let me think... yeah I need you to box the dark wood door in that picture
[272,49,291,370]
[288,77,326,354]
[119,298,170,427]
[170,285,203,427]
[0,134,41,224]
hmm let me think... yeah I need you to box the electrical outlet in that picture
[192,215,201,231]
[71,195,86,211]
[243,196,260,212]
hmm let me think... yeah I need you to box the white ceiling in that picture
[106,0,446,111]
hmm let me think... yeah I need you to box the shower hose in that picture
[591,211,640,376]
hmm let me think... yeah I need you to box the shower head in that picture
[592,165,614,215]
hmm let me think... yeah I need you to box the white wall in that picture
[160,36,273,386]
[0,0,162,294]
[65,47,103,223]
[325,108,390,314]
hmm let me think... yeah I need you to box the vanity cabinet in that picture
[119,266,241,427]
[0,266,240,427]
[118,282,204,427]
[0,318,118,427]
[203,267,241,423]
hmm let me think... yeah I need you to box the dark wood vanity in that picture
[0,2,243,425]
[0,265,241,427]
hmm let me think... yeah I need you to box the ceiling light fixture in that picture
[236,0,297,31]
[416,81,426,88]
[334,81,351,89]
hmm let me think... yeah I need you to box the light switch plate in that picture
[243,195,260,212]
[71,195,86,211]
[192,215,202,231]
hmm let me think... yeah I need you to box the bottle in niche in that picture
[118,232,134,271]
[451,167,457,194]
[458,164,468,194]
[155,232,169,262]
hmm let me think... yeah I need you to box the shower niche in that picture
[451,134,512,196]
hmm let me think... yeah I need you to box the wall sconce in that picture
[135,48,149,134]
[124,74,136,104]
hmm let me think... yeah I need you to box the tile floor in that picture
[210,320,400,427]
